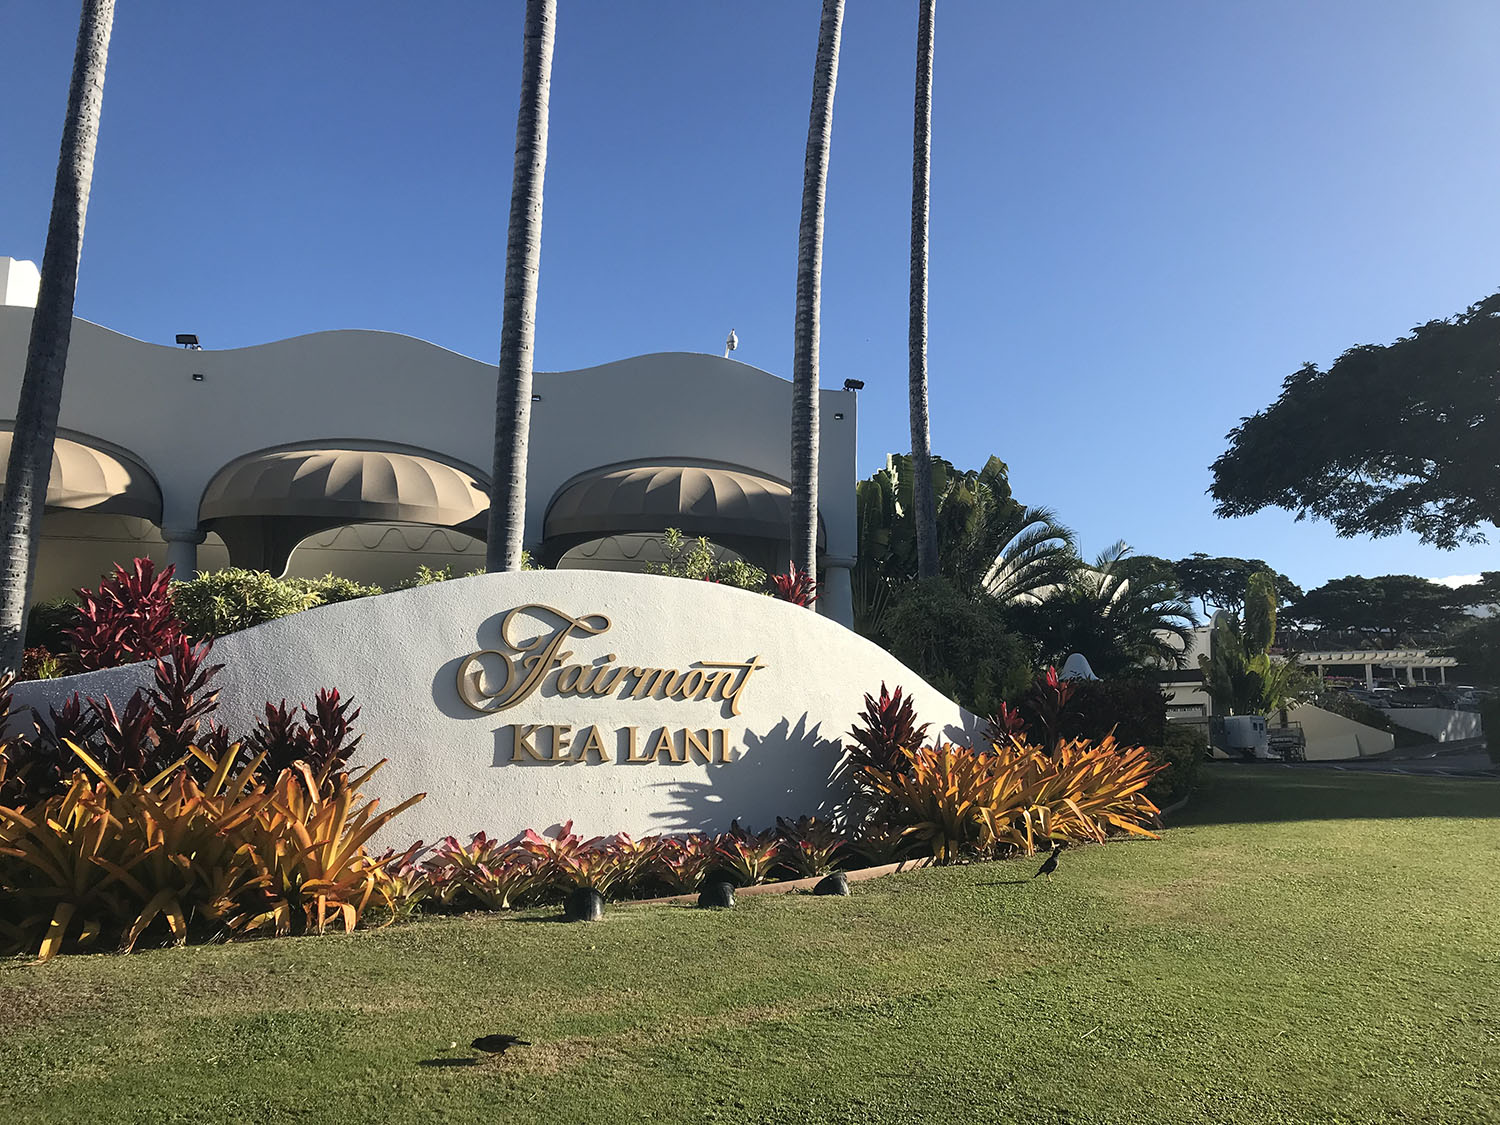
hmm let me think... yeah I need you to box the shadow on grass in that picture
[1171,764,1500,828]
[417,1058,479,1068]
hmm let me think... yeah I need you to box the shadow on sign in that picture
[646,713,847,833]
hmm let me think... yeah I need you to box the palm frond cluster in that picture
[856,454,1199,681]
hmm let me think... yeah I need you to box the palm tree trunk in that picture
[909,0,938,581]
[790,0,846,588]
[0,0,115,675]
[487,0,557,573]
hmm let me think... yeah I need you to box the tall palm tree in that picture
[0,0,116,675]
[908,0,939,580]
[487,0,557,573]
[789,0,846,590]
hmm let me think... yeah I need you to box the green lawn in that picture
[2,766,1497,1125]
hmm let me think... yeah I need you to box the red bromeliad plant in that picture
[770,564,818,606]
[847,684,931,775]
[302,688,363,781]
[87,692,159,779]
[595,831,655,896]
[1026,666,1076,756]
[249,700,307,777]
[66,558,183,671]
[986,701,1028,750]
[246,689,364,790]
[371,844,434,921]
[146,637,224,762]
[554,845,632,897]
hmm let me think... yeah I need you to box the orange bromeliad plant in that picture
[0,741,422,960]
[860,734,1162,863]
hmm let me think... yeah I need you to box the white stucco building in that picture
[0,256,858,624]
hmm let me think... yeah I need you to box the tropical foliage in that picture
[1008,541,1199,679]
[171,568,383,642]
[855,454,1074,636]
[770,564,818,606]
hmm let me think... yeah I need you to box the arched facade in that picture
[0,297,858,624]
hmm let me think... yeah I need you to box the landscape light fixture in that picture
[176,333,200,350]
[842,378,864,392]
[723,329,738,358]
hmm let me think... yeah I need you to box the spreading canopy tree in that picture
[1295,574,1465,642]
[1172,554,1302,618]
[1210,293,1500,548]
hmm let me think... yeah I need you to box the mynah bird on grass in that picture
[471,1034,531,1056]
[1034,843,1063,878]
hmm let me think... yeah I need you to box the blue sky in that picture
[3,1,1497,591]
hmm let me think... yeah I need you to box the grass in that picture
[2,765,1497,1124]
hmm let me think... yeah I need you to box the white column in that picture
[819,556,855,629]
[1440,666,1446,684]
[162,527,206,581]
[1365,663,1374,688]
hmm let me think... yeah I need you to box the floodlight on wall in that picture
[176,333,200,350]
[842,378,864,391]
[190,373,205,382]
[723,329,738,358]
[833,412,845,420]
[531,393,543,402]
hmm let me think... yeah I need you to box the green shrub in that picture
[1145,723,1203,808]
[287,573,384,606]
[645,529,768,593]
[397,553,538,588]
[401,563,483,587]
[883,578,1032,716]
[172,568,318,639]
[25,596,79,651]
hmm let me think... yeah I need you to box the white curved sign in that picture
[11,572,975,846]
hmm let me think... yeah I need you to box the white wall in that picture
[1388,708,1482,743]
[11,572,974,848]
[1287,703,1396,760]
